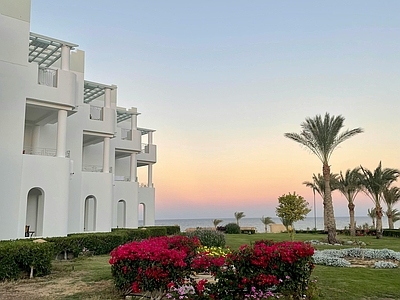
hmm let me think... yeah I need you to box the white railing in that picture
[90,105,103,121]
[121,128,132,141]
[82,165,112,173]
[141,143,149,153]
[23,147,70,158]
[114,175,130,181]
[38,67,57,87]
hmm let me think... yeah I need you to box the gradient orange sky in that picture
[31,1,400,219]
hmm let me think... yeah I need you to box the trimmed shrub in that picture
[186,229,226,247]
[383,229,400,238]
[0,241,54,280]
[225,223,240,234]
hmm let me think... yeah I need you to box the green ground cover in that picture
[1,233,399,299]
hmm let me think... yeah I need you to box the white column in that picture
[131,115,137,140]
[130,153,137,182]
[32,125,40,150]
[103,137,110,173]
[105,88,111,108]
[56,110,67,157]
[148,164,153,187]
[148,132,153,145]
[61,45,70,71]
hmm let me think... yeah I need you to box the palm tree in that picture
[336,168,362,236]
[392,209,400,227]
[367,207,376,229]
[382,187,400,229]
[285,113,363,243]
[234,212,245,226]
[260,216,275,233]
[360,162,400,238]
[212,219,223,229]
[303,173,339,231]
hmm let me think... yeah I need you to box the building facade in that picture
[0,0,157,240]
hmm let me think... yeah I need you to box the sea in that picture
[146,216,387,233]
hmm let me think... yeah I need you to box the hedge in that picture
[383,229,400,238]
[0,226,177,281]
[0,241,54,280]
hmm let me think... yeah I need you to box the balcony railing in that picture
[23,147,70,158]
[114,175,131,181]
[82,165,112,173]
[141,143,149,153]
[139,183,149,188]
[121,128,132,141]
[90,105,103,121]
[38,67,57,87]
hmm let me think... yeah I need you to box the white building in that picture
[0,0,157,240]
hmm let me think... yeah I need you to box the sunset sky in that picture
[31,1,400,220]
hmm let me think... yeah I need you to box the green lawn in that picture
[2,233,399,299]
[225,233,400,299]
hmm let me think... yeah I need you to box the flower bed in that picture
[313,248,400,268]
[110,237,315,299]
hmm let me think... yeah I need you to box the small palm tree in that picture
[260,216,275,233]
[234,212,245,226]
[367,208,376,229]
[383,187,400,229]
[336,168,362,236]
[360,162,400,238]
[303,173,339,231]
[392,209,400,227]
[212,219,223,229]
[285,113,363,244]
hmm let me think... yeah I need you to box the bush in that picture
[110,237,315,299]
[383,229,400,238]
[209,240,315,299]
[186,229,226,247]
[0,241,54,280]
[110,235,201,295]
[225,223,240,234]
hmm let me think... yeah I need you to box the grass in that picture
[1,233,399,299]
[225,232,400,299]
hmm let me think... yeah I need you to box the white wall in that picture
[19,155,70,238]
[138,187,155,226]
[114,181,139,228]
[0,5,30,240]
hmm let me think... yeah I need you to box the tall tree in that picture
[303,173,339,231]
[360,162,400,238]
[382,186,400,229]
[234,212,245,226]
[285,113,363,243]
[260,216,275,233]
[367,208,376,229]
[336,168,362,236]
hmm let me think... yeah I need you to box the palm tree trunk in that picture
[323,202,328,232]
[375,206,383,239]
[348,202,355,236]
[323,163,338,244]
[387,213,394,230]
